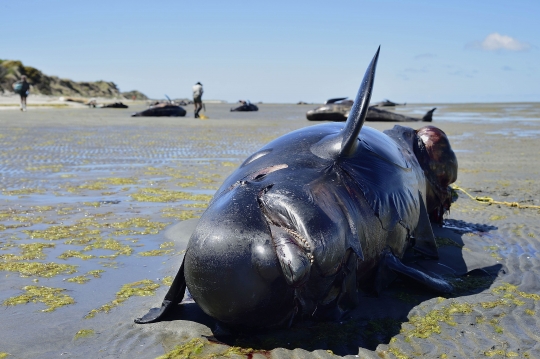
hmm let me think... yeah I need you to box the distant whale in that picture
[231,101,258,112]
[100,102,128,109]
[131,103,186,117]
[372,99,406,107]
[135,48,458,329]
[306,98,435,122]
[367,106,435,122]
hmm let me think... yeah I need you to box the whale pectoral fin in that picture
[134,257,187,324]
[337,250,360,310]
[374,250,399,294]
[412,193,439,259]
[379,250,453,294]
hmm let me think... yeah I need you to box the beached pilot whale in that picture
[131,103,186,117]
[306,98,435,122]
[135,48,458,329]
[372,99,406,107]
[231,100,259,112]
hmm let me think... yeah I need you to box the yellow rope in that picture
[452,186,540,210]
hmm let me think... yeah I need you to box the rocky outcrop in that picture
[121,90,148,100]
[0,59,147,99]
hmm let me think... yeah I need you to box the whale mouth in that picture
[257,185,314,288]
[256,183,313,255]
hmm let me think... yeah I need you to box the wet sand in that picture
[1,103,539,358]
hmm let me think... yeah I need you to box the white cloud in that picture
[474,33,530,51]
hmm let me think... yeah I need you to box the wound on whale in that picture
[135,47,459,329]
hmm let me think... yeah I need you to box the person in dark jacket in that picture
[13,75,30,111]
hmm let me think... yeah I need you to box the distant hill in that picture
[0,59,148,100]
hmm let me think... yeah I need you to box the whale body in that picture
[131,103,186,117]
[136,48,458,329]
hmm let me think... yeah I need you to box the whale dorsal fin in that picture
[339,47,380,158]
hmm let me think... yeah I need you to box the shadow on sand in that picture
[155,219,503,356]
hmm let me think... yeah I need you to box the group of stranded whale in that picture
[135,48,469,331]
[87,96,434,123]
[92,87,434,122]
[129,96,436,122]
[306,97,436,122]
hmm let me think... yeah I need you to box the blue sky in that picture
[1,0,538,103]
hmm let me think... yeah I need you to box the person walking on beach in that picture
[13,75,30,111]
[192,82,203,118]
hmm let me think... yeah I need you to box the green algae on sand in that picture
[102,177,138,185]
[131,188,212,203]
[23,222,101,241]
[74,329,95,340]
[85,279,160,319]
[66,275,91,284]
[162,276,173,286]
[157,338,263,359]
[492,282,540,301]
[138,249,173,257]
[2,188,46,196]
[82,238,133,258]
[0,242,55,261]
[161,208,202,221]
[386,281,540,355]
[103,217,168,236]
[58,250,95,260]
[3,285,75,312]
[0,261,77,277]
[66,270,105,284]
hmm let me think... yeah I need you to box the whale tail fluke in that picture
[422,108,437,122]
[339,47,380,158]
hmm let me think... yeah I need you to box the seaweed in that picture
[0,261,77,277]
[402,302,474,339]
[131,188,212,203]
[157,338,267,359]
[74,329,95,340]
[85,279,160,319]
[3,285,75,312]
[157,338,205,359]
[83,238,133,257]
[2,188,45,196]
[0,242,55,261]
[161,208,201,221]
[138,249,173,257]
[58,250,94,260]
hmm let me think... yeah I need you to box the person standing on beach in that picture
[192,82,203,118]
[13,75,30,111]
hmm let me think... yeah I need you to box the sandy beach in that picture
[0,102,539,359]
